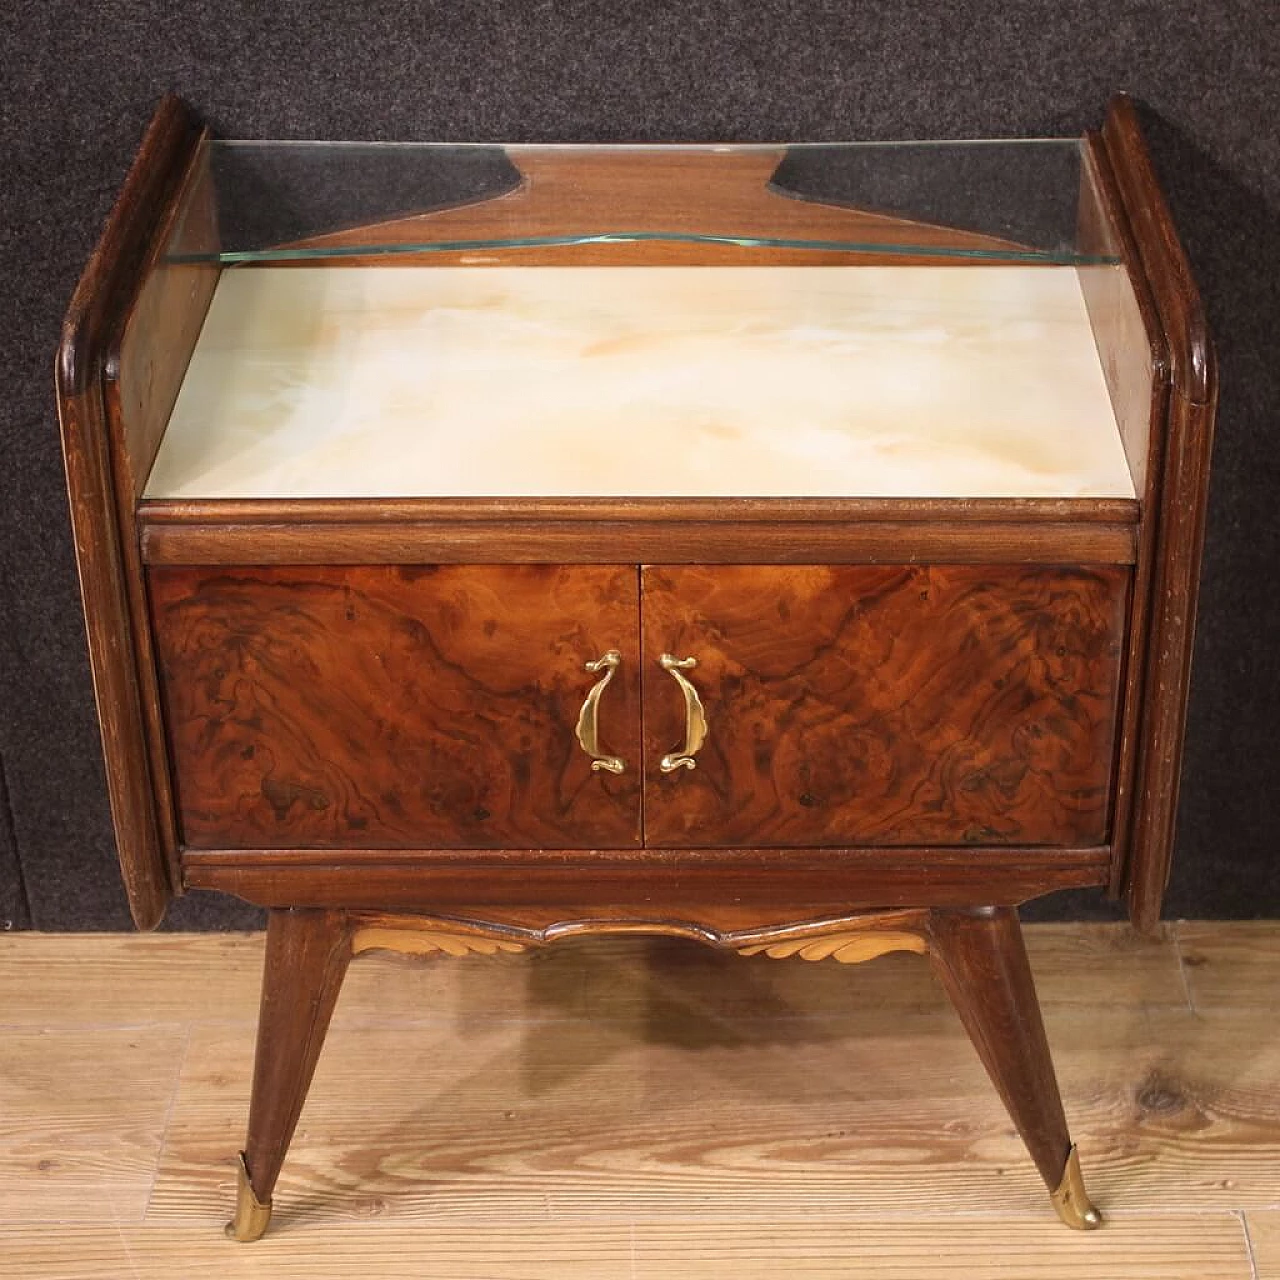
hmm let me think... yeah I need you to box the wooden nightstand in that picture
[57,94,1215,1241]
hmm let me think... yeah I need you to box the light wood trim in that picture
[348,908,931,963]
[351,926,526,958]
[737,929,928,964]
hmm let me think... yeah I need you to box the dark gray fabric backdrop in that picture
[1,1,1276,931]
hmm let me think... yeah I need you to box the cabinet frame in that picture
[58,94,1211,935]
[57,93,1215,1241]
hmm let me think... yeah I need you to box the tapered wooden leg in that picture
[928,906,1101,1229]
[228,908,352,1241]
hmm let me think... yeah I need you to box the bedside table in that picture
[57,93,1215,1240]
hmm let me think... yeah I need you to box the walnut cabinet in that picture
[150,562,1127,854]
[58,95,1215,1242]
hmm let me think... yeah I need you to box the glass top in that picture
[165,137,1120,267]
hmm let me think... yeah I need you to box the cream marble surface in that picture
[145,265,1135,500]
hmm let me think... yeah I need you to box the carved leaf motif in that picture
[351,927,525,958]
[738,929,927,965]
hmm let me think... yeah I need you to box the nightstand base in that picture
[226,903,1102,1239]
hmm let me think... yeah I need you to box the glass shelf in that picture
[145,130,1136,504]
[165,137,1120,267]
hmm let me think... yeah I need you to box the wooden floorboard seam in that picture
[1172,920,1202,1015]
[1240,1210,1262,1280]
[141,1023,191,1226]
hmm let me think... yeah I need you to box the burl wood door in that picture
[149,565,641,849]
[640,565,1128,848]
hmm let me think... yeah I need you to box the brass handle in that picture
[575,650,625,774]
[659,654,708,773]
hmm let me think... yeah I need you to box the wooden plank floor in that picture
[0,922,1276,1278]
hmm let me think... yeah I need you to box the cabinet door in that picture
[641,564,1127,848]
[150,565,641,849]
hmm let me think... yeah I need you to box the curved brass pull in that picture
[659,654,708,773]
[575,650,625,774]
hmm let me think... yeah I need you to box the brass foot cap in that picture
[1050,1145,1102,1230]
[225,1152,273,1242]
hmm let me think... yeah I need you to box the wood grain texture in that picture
[241,910,352,1206]
[1249,1211,1280,1280]
[180,846,1111,913]
[1101,97,1212,405]
[629,1218,1253,1280]
[160,906,1062,1232]
[352,926,527,957]
[142,496,1142,525]
[576,922,1187,1021]
[149,564,642,850]
[346,906,930,956]
[0,932,264,1026]
[929,907,1074,1193]
[104,135,222,897]
[0,1224,637,1279]
[1176,921,1280,1012]
[0,1026,188,1221]
[107,132,220,502]
[0,923,1275,1280]
[738,929,926,964]
[150,998,1280,1225]
[0,1218,1253,1279]
[1122,378,1217,930]
[641,564,1128,848]
[1100,95,1217,931]
[138,514,1139,567]
[55,94,207,927]
[0,922,1185,1030]
[1080,128,1170,903]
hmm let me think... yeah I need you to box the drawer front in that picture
[149,565,641,849]
[641,564,1128,848]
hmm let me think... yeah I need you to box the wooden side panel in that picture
[1076,132,1170,902]
[108,142,220,499]
[1077,137,1159,498]
[55,95,209,928]
[1100,95,1218,932]
[150,565,642,850]
[641,565,1128,849]
[1125,389,1217,926]
[102,132,221,891]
